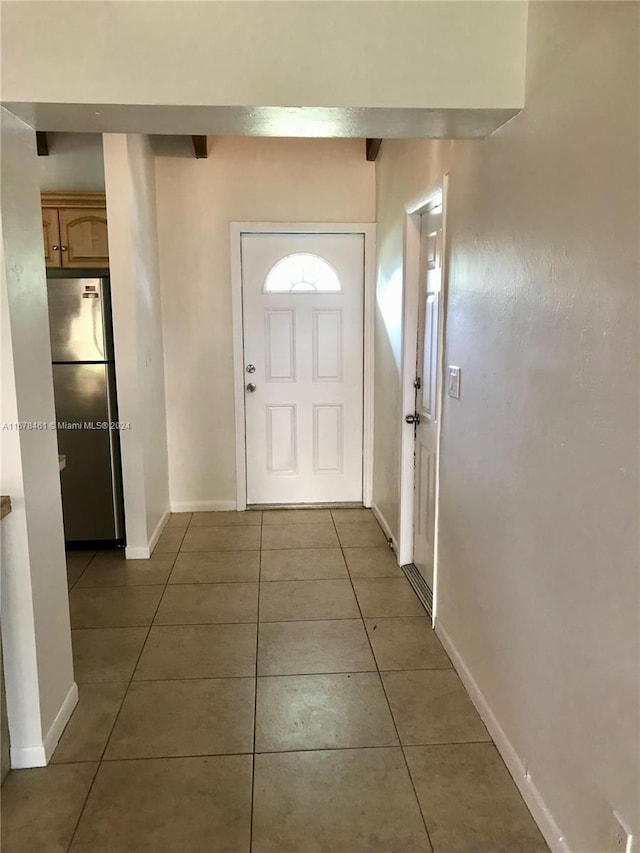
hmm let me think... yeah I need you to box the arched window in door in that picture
[264,253,342,293]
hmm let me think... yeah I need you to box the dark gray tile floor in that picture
[1,508,549,852]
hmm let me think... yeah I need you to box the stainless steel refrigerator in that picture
[47,273,125,545]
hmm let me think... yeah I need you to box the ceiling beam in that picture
[36,131,49,156]
[365,138,382,162]
[191,135,208,159]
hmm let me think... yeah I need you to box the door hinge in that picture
[413,377,422,390]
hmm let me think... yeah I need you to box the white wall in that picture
[155,137,375,510]
[2,2,527,111]
[373,3,639,852]
[0,107,77,767]
[103,134,170,556]
[38,133,104,191]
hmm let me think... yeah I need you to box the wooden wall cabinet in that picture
[41,192,109,269]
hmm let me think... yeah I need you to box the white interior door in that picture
[412,205,443,590]
[241,232,364,504]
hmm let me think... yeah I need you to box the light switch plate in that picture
[448,366,461,399]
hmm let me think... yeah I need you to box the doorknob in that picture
[405,413,420,424]
[246,383,257,393]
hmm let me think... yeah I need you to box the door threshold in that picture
[249,501,366,510]
[400,563,433,618]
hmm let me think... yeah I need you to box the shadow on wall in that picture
[373,290,404,535]
[376,261,404,376]
[38,133,105,192]
[149,136,195,158]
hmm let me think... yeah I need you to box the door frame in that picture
[398,177,449,622]
[230,222,376,511]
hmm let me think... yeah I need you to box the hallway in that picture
[2,508,547,852]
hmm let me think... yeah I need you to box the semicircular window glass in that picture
[264,253,342,293]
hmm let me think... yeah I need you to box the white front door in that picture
[412,204,443,590]
[241,232,364,504]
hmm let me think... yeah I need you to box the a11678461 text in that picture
[2,421,131,431]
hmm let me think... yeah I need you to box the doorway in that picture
[411,202,443,592]
[231,224,376,509]
[398,182,448,620]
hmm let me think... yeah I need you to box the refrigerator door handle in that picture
[105,367,125,540]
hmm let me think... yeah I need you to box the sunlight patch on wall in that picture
[376,264,403,375]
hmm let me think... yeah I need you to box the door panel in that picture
[265,310,296,381]
[59,208,109,268]
[313,309,343,381]
[413,205,443,590]
[266,405,297,473]
[242,233,364,504]
[420,292,439,420]
[313,405,343,473]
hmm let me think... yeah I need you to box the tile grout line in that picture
[51,737,497,767]
[62,548,124,850]
[63,760,100,852]
[62,508,433,852]
[352,515,440,850]
[249,510,264,853]
[52,509,536,853]
[71,613,431,632]
[73,572,406,590]
[330,508,438,853]
[73,568,416,591]
[65,526,183,851]
[70,550,100,589]
[76,662,451,687]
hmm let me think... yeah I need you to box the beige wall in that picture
[373,3,639,852]
[155,137,375,509]
[2,2,527,111]
[104,134,170,555]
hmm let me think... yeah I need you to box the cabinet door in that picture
[42,208,62,268]
[59,207,109,268]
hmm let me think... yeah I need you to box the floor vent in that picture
[400,563,433,618]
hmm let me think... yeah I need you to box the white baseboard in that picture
[43,682,78,762]
[124,509,170,560]
[434,621,573,853]
[10,743,47,769]
[10,681,79,769]
[124,545,151,560]
[371,501,399,555]
[125,544,150,559]
[148,509,170,554]
[123,502,239,561]
[170,500,237,513]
